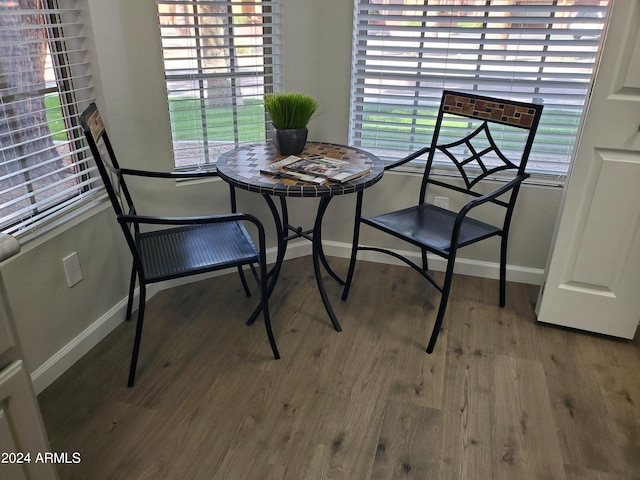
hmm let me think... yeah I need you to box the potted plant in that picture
[264,92,318,155]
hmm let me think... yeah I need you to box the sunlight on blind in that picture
[156,0,280,168]
[350,0,610,178]
[0,2,99,236]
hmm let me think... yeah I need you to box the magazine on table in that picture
[260,155,327,185]
[282,155,371,183]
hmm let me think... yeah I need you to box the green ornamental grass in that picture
[264,93,318,130]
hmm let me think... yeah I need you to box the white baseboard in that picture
[31,243,306,393]
[322,240,545,285]
[31,293,136,394]
[33,241,543,394]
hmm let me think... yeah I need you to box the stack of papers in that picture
[261,155,371,184]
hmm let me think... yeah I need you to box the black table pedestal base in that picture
[247,195,344,332]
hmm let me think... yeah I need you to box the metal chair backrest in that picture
[80,103,143,266]
[420,90,544,207]
[79,103,136,219]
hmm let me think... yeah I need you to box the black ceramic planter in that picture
[271,126,308,155]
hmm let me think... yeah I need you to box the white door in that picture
[536,0,640,339]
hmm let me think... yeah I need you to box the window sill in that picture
[13,194,110,253]
[385,165,566,189]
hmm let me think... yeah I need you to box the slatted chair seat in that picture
[363,204,502,255]
[137,222,259,282]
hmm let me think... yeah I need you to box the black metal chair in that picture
[342,90,543,353]
[80,103,279,387]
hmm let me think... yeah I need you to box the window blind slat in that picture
[0,146,92,177]
[1,165,98,209]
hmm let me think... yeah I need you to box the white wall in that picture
[0,0,562,392]
[2,207,131,392]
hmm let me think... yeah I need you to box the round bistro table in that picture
[216,142,384,332]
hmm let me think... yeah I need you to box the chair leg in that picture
[499,235,508,308]
[128,282,146,387]
[426,254,456,354]
[342,191,364,301]
[229,184,253,297]
[237,266,252,297]
[421,248,429,271]
[125,264,137,321]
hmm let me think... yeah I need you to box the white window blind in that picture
[350,0,609,178]
[156,0,280,168]
[0,0,98,235]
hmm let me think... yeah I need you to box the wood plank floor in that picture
[38,257,640,480]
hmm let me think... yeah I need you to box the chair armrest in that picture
[384,146,431,171]
[460,173,529,215]
[118,212,258,227]
[119,168,219,180]
[451,173,530,238]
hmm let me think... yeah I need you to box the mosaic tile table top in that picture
[216,142,384,198]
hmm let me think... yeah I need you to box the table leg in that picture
[246,194,287,326]
[313,197,343,332]
[248,194,344,333]
[268,196,288,285]
[318,239,345,286]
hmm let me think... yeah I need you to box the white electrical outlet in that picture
[62,252,83,287]
[434,196,449,209]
